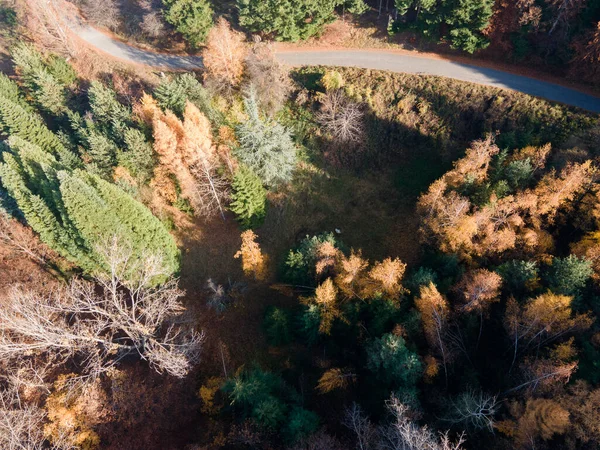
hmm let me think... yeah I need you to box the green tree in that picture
[366,333,422,387]
[284,233,339,286]
[264,306,293,346]
[154,77,188,116]
[163,0,214,48]
[119,128,155,183]
[235,90,297,186]
[545,255,593,295]
[284,407,320,443]
[238,0,345,41]
[497,260,538,295]
[230,165,267,229]
[0,92,77,166]
[88,80,131,141]
[445,0,494,53]
[0,137,179,280]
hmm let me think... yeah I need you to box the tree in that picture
[203,18,247,90]
[445,0,495,53]
[235,89,297,186]
[140,11,166,38]
[307,278,341,335]
[244,43,293,115]
[366,333,422,388]
[545,255,593,295]
[415,283,451,382]
[446,390,498,431]
[237,0,344,41]
[0,137,180,279]
[504,293,592,365]
[455,269,502,314]
[368,257,408,298]
[264,306,293,345]
[81,0,120,30]
[571,22,600,86]
[317,89,365,145]
[377,396,466,450]
[163,0,214,48]
[235,230,268,281]
[284,233,340,286]
[0,242,203,380]
[230,164,267,229]
[316,368,356,394]
[24,0,76,56]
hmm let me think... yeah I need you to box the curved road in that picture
[72,23,600,113]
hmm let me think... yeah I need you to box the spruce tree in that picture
[87,80,131,142]
[230,165,267,229]
[163,0,214,48]
[0,137,179,281]
[235,90,297,187]
[0,93,77,166]
[154,77,188,116]
[119,128,155,183]
[0,73,31,110]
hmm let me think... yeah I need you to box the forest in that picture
[1,0,600,449]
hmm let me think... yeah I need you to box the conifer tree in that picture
[163,0,214,48]
[0,137,179,280]
[119,128,155,183]
[0,93,77,166]
[230,165,267,229]
[235,90,297,186]
[87,80,131,142]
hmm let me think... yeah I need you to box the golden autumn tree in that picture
[234,230,268,281]
[310,278,342,335]
[508,399,570,447]
[367,257,408,298]
[149,100,229,217]
[202,18,247,90]
[335,250,369,299]
[456,269,502,314]
[415,282,451,383]
[316,367,356,394]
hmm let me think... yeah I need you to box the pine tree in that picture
[235,90,297,186]
[0,93,77,166]
[0,137,179,280]
[119,128,155,183]
[230,165,267,229]
[163,0,214,48]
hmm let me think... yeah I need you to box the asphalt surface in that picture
[73,24,600,113]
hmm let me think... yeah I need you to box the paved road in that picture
[72,23,600,113]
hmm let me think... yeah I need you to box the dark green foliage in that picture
[163,0,214,48]
[0,91,77,166]
[264,306,293,346]
[0,137,179,281]
[223,368,318,442]
[283,233,338,286]
[497,260,538,295]
[119,128,155,183]
[87,81,131,142]
[504,159,533,189]
[393,0,493,53]
[83,130,118,177]
[366,333,422,388]
[154,77,188,116]
[344,0,369,15]
[297,305,321,346]
[0,6,17,29]
[230,165,267,229]
[238,0,343,41]
[45,55,78,87]
[406,267,438,292]
[235,90,298,186]
[0,73,31,110]
[545,255,593,296]
[283,407,320,443]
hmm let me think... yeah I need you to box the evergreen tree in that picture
[264,306,293,346]
[0,93,77,166]
[87,80,131,142]
[154,77,188,116]
[230,165,267,229]
[83,130,118,177]
[29,69,69,116]
[0,137,179,280]
[238,0,351,41]
[235,90,297,186]
[119,128,155,183]
[444,0,494,53]
[545,255,593,295]
[0,73,31,110]
[163,0,214,48]
[366,333,422,388]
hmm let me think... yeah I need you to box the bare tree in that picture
[0,381,73,450]
[445,390,498,432]
[0,212,48,265]
[0,237,204,382]
[140,11,165,39]
[317,90,365,145]
[81,0,120,31]
[343,402,376,450]
[244,43,293,115]
[377,397,466,450]
[25,0,76,56]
